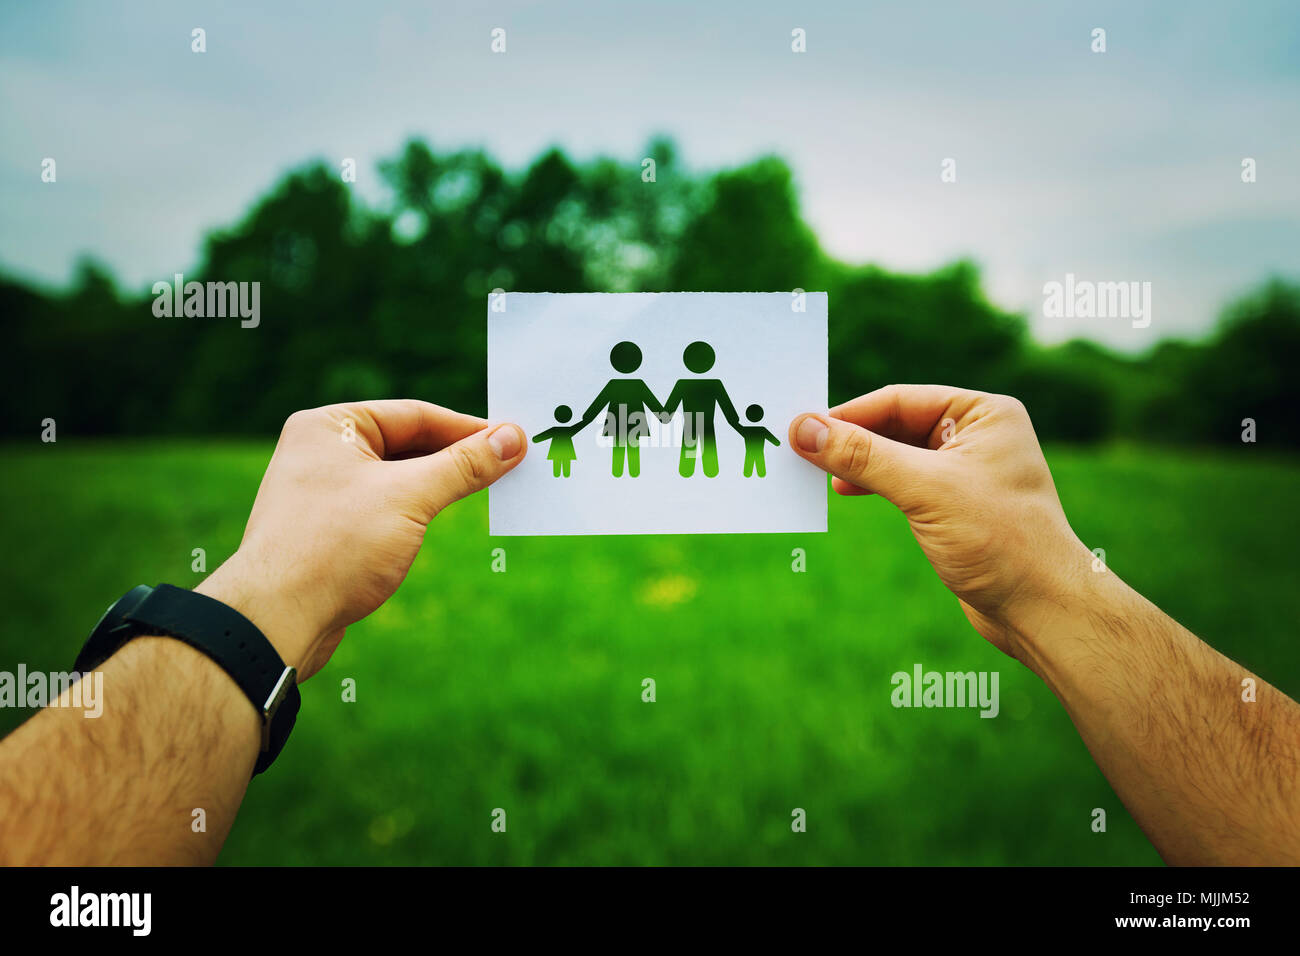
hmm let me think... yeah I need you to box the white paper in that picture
[488,292,827,536]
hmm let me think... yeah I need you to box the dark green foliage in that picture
[3,139,1296,447]
[824,260,1024,398]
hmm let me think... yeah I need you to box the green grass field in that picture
[2,440,1297,865]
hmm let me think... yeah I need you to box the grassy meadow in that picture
[1,440,1297,865]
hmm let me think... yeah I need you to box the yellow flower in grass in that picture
[640,574,697,607]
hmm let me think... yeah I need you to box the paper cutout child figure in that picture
[532,404,580,477]
[738,404,780,477]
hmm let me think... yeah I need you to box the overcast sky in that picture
[2,0,1297,351]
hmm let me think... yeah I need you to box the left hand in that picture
[197,400,526,680]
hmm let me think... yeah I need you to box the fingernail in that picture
[488,424,522,460]
[795,415,829,453]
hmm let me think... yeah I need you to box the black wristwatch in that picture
[74,584,300,776]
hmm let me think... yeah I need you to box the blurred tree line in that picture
[4,137,1297,446]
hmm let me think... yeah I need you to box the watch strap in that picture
[74,584,300,775]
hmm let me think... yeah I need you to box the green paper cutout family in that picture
[532,340,780,479]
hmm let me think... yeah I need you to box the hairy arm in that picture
[1014,564,1300,865]
[791,384,1300,865]
[0,631,260,865]
[0,400,525,865]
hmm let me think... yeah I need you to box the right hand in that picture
[788,385,1094,662]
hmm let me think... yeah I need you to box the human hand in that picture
[196,400,526,680]
[789,385,1092,662]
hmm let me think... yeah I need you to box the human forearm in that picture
[0,401,525,866]
[1011,565,1300,865]
[794,385,1300,865]
[0,635,260,865]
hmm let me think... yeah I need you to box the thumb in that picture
[789,413,934,509]
[397,422,527,520]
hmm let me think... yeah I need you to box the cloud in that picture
[1,0,1296,349]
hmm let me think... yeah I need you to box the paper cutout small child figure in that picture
[738,404,780,477]
[533,404,580,477]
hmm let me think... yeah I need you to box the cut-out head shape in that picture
[610,341,642,374]
[683,341,715,374]
[745,404,763,423]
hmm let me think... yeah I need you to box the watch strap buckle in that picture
[261,665,297,753]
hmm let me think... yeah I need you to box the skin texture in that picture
[1,386,1296,865]
[0,400,525,865]
[790,384,1300,865]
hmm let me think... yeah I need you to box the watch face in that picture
[90,586,151,635]
[80,586,154,669]
[91,597,120,633]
